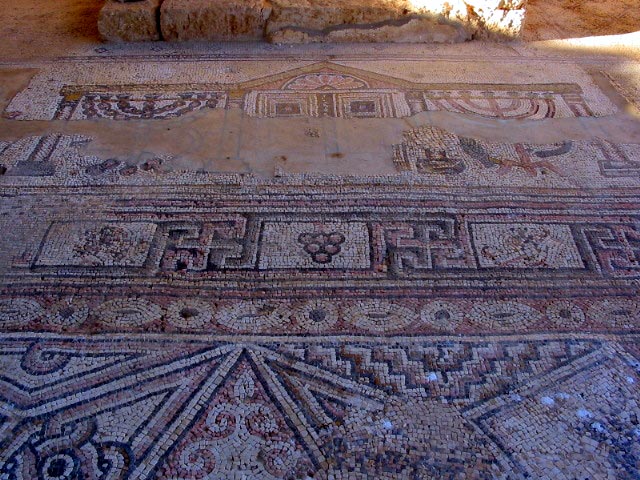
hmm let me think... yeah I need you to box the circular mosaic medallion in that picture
[467,301,540,330]
[588,299,640,330]
[166,299,213,329]
[420,301,464,332]
[344,300,414,333]
[546,300,586,328]
[0,298,43,328]
[94,298,162,327]
[43,298,89,328]
[215,300,289,333]
[290,300,339,333]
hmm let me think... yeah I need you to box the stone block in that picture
[98,0,528,44]
[266,0,410,35]
[161,0,272,41]
[268,17,470,44]
[98,0,163,42]
[265,0,526,43]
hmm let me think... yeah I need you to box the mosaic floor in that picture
[1,25,640,480]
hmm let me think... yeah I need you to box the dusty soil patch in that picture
[0,0,102,59]
[524,0,640,41]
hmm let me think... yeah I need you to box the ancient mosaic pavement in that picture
[5,59,615,121]
[10,62,597,121]
[0,52,639,480]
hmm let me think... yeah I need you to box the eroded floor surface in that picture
[1,5,640,479]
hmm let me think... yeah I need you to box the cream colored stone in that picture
[161,0,273,41]
[265,0,526,44]
[266,0,410,34]
[98,0,162,42]
[99,0,527,44]
[269,17,470,44]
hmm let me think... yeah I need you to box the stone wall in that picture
[98,0,528,43]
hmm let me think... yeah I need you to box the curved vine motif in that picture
[1,419,133,480]
[159,364,314,479]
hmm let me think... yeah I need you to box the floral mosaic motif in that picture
[1,418,133,480]
[472,223,584,269]
[259,221,370,270]
[545,300,586,328]
[289,300,340,333]
[165,299,213,329]
[72,225,149,266]
[36,222,157,268]
[157,358,315,479]
[419,301,464,332]
[43,298,89,328]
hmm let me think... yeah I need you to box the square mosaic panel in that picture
[471,223,585,269]
[258,221,371,270]
[36,222,157,267]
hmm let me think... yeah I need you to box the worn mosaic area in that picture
[393,126,640,183]
[2,129,640,189]
[1,56,639,480]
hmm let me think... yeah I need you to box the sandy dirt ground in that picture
[0,0,102,59]
[524,0,640,41]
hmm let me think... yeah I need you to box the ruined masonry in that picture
[98,0,527,43]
